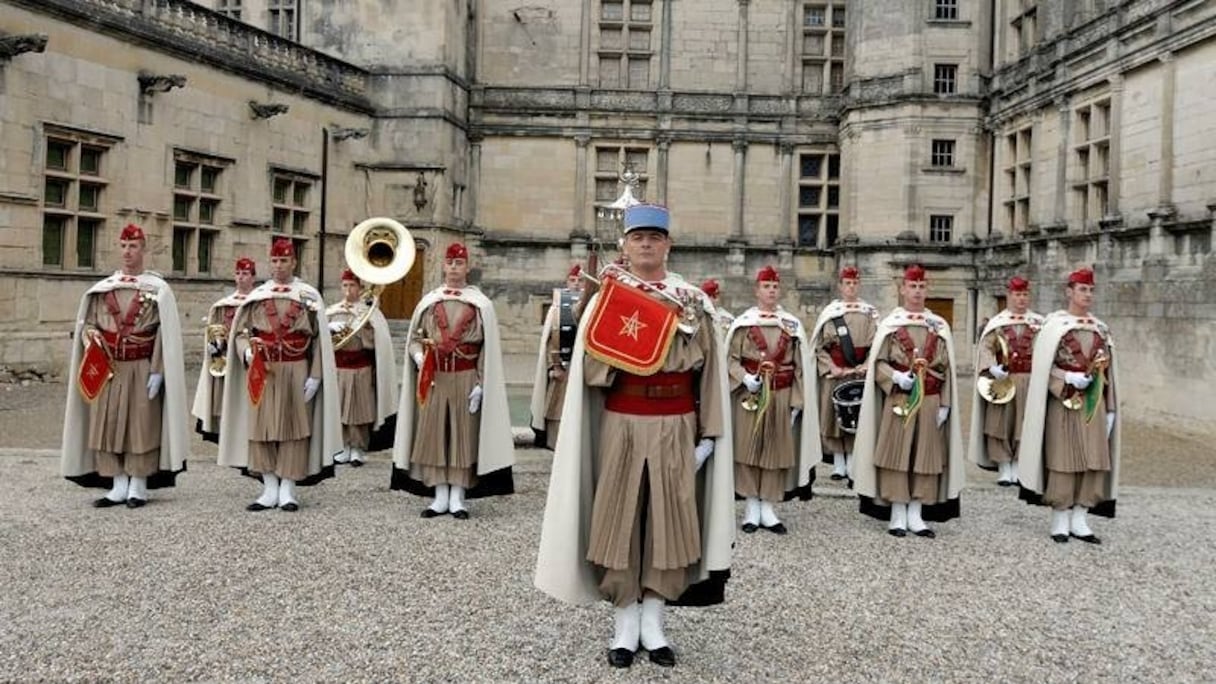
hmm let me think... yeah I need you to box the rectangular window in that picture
[173,151,231,274]
[801,64,824,93]
[599,0,652,89]
[271,172,314,248]
[268,0,297,41]
[935,0,958,20]
[831,7,846,27]
[175,162,193,188]
[628,57,649,89]
[41,131,112,269]
[197,231,216,274]
[825,214,840,247]
[827,186,840,208]
[829,63,844,93]
[795,151,841,247]
[1072,98,1112,228]
[172,228,189,273]
[1002,124,1034,234]
[933,64,957,94]
[215,0,242,20]
[931,139,956,167]
[800,2,844,95]
[799,186,821,207]
[805,6,826,26]
[798,214,820,246]
[629,1,651,22]
[201,167,220,194]
[800,154,822,178]
[803,34,825,55]
[601,1,624,21]
[929,215,953,243]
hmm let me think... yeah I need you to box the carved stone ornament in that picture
[0,33,48,61]
[249,101,290,119]
[138,71,187,94]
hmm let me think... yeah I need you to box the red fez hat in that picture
[445,242,468,260]
[340,268,358,282]
[235,257,256,275]
[1008,276,1030,292]
[1067,267,1095,286]
[568,263,582,278]
[700,278,720,297]
[270,238,295,257]
[903,264,926,282]
[839,266,860,281]
[756,265,781,283]
[119,224,145,242]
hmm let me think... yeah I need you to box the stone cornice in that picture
[15,0,373,114]
[471,86,842,121]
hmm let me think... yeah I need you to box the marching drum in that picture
[831,379,865,434]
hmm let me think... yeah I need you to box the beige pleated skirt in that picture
[248,359,313,442]
[411,368,480,487]
[87,358,162,456]
[1044,393,1111,473]
[586,410,701,573]
[337,366,376,426]
[873,391,947,475]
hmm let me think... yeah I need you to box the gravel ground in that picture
[1,375,1213,681]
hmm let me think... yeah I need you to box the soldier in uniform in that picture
[529,263,584,450]
[809,266,879,481]
[700,278,734,336]
[391,242,515,519]
[968,276,1043,486]
[192,257,257,443]
[536,204,735,669]
[726,265,818,534]
[1017,267,1120,543]
[852,265,964,538]
[62,224,189,507]
[217,238,341,511]
[327,268,398,466]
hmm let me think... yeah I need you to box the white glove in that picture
[742,373,762,393]
[1064,371,1092,390]
[468,384,483,414]
[1106,412,1116,439]
[303,377,320,403]
[790,407,801,428]
[989,364,1008,380]
[936,406,950,428]
[244,348,254,366]
[146,373,163,400]
[694,438,714,471]
[892,370,915,391]
[207,341,222,356]
[412,351,425,369]
[327,320,345,333]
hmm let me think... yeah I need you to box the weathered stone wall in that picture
[478,0,582,87]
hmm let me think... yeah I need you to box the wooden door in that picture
[380,245,425,320]
[926,297,954,328]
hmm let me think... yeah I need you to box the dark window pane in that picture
[292,182,309,207]
[172,229,189,273]
[828,155,841,178]
[80,147,103,176]
[44,179,69,208]
[827,186,840,208]
[197,231,215,273]
[42,216,65,266]
[173,196,192,221]
[292,211,308,234]
[77,219,100,269]
[175,163,194,189]
[79,183,101,212]
[825,214,840,247]
[199,199,218,225]
[292,240,305,275]
[201,167,220,194]
[798,214,820,247]
[273,207,290,232]
[799,186,821,208]
[800,154,821,178]
[274,178,291,204]
[46,140,72,171]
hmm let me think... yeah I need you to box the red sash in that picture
[891,327,943,395]
[418,298,479,405]
[1000,325,1035,373]
[584,277,680,376]
[248,297,307,404]
[1058,331,1107,373]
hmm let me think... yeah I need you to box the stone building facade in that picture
[0,0,1212,430]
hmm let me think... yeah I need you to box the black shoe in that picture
[762,522,788,535]
[420,508,444,518]
[888,528,907,538]
[280,502,299,512]
[125,498,147,509]
[1051,533,1069,543]
[93,497,124,508]
[648,646,676,667]
[830,473,845,481]
[606,648,635,668]
[246,502,275,512]
[350,460,364,468]
[1071,533,1101,545]
[997,480,1013,487]
[741,522,759,534]
[913,528,936,538]
[451,509,469,520]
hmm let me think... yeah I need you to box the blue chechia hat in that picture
[622,204,670,235]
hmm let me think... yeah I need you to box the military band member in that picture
[192,257,257,443]
[968,276,1043,486]
[809,266,879,481]
[726,265,818,534]
[852,265,964,538]
[700,278,734,336]
[529,263,584,450]
[1017,267,1120,543]
[391,242,515,519]
[217,238,341,511]
[536,204,734,669]
[62,224,189,507]
[327,268,399,466]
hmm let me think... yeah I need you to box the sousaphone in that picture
[332,217,417,350]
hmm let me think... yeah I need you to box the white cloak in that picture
[191,290,251,438]
[535,275,736,606]
[216,278,342,484]
[529,293,559,436]
[966,308,1044,469]
[808,298,880,454]
[61,271,189,488]
[724,305,821,496]
[851,307,966,515]
[325,299,400,436]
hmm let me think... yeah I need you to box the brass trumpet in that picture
[1062,349,1109,412]
[977,333,1016,405]
[205,323,228,377]
[892,358,928,419]
[740,361,774,412]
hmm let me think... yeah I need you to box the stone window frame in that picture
[596,0,654,90]
[268,0,299,41]
[1002,125,1034,235]
[934,0,959,21]
[801,2,846,95]
[1071,97,1112,230]
[270,167,317,276]
[932,63,958,94]
[1009,0,1037,59]
[930,139,956,168]
[795,150,841,249]
[928,214,954,243]
[593,145,649,234]
[172,150,233,276]
[40,125,119,271]
[215,0,242,21]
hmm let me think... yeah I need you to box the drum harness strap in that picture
[830,315,861,367]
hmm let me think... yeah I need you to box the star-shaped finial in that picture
[619,310,648,340]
